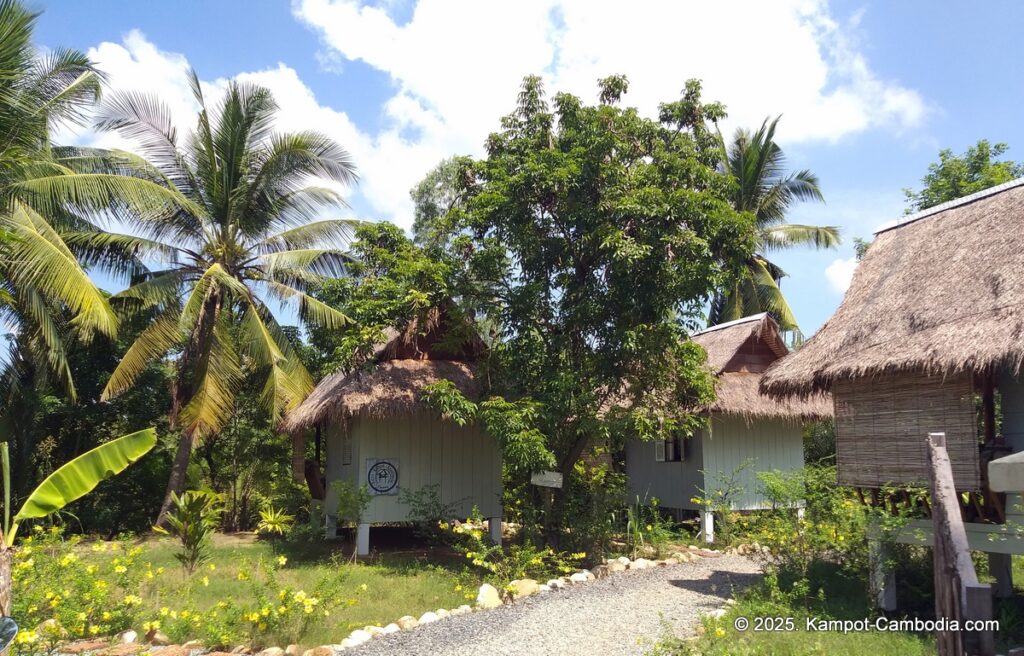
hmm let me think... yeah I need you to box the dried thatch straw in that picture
[762,178,1024,398]
[281,359,478,432]
[282,305,486,432]
[693,314,831,419]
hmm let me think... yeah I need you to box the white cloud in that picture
[291,0,928,225]
[68,0,929,231]
[825,256,857,294]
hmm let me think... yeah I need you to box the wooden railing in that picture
[927,432,994,656]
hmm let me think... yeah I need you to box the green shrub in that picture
[330,481,371,527]
[625,496,676,559]
[446,508,584,591]
[400,484,463,543]
[156,491,223,575]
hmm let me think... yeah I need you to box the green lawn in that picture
[94,534,478,648]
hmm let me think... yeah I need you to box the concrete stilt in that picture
[702,510,715,544]
[356,522,370,556]
[489,516,502,546]
[869,533,897,611]
[989,552,1014,598]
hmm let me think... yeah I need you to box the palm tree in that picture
[88,73,359,523]
[709,116,839,335]
[0,0,185,403]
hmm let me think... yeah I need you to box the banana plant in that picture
[0,428,157,618]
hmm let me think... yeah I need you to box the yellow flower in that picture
[202,576,210,587]
[277,606,287,615]
[247,612,261,622]
[89,625,101,635]
[15,630,38,645]
[91,543,107,552]
[277,555,287,566]
[114,565,128,574]
[102,612,112,621]
[142,620,160,632]
[261,607,270,617]
[715,627,725,637]
[159,607,169,617]
[208,563,216,571]
[359,583,368,592]
[237,571,249,581]
[180,610,191,620]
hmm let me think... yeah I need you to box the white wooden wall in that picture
[702,416,805,510]
[324,412,502,523]
[625,415,805,512]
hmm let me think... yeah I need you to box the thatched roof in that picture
[281,359,479,431]
[762,178,1024,398]
[282,305,486,431]
[693,314,831,419]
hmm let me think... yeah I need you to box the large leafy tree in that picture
[709,116,839,334]
[86,74,359,523]
[904,139,1024,212]
[426,75,753,545]
[0,0,179,403]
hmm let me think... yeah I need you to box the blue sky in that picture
[35,0,1024,335]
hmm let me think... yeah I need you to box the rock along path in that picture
[350,554,762,656]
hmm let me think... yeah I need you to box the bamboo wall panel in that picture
[834,374,980,490]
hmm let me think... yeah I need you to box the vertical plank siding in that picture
[323,413,502,523]
[703,416,805,510]
[626,415,805,512]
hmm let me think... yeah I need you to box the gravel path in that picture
[350,554,762,656]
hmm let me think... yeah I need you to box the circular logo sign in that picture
[367,460,398,494]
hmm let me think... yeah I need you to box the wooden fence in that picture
[927,432,994,656]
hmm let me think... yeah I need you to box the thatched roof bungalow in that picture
[762,178,1024,496]
[627,313,830,540]
[283,312,501,554]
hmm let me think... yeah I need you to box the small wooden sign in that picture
[530,471,563,488]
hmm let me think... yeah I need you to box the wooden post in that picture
[927,432,995,656]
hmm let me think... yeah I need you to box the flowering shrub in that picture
[10,528,364,653]
[742,466,870,576]
[443,509,585,590]
[12,527,145,649]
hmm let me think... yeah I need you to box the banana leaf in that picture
[9,428,156,542]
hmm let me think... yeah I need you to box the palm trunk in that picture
[159,289,221,527]
[0,545,11,615]
[291,431,306,485]
[155,431,194,527]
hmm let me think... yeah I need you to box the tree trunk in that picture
[0,546,11,616]
[155,431,194,527]
[291,431,306,485]
[544,433,592,550]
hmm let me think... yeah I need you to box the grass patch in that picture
[96,534,478,648]
[647,562,934,656]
